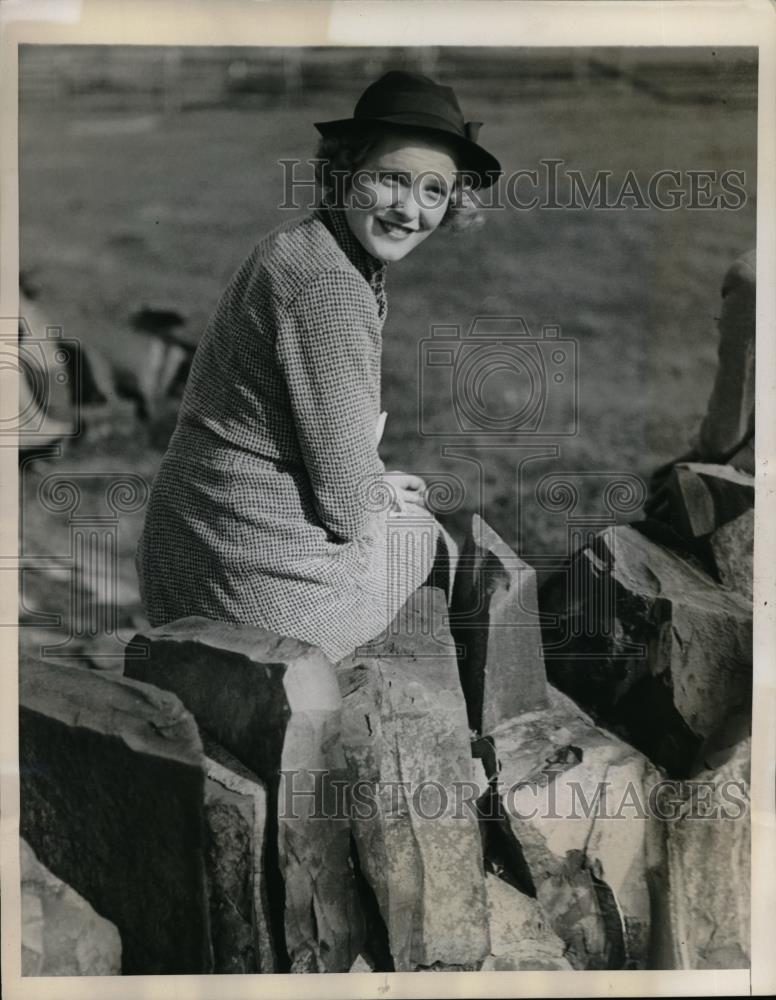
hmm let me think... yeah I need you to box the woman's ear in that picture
[448,176,473,210]
[441,178,485,232]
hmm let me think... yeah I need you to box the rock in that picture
[666,463,753,539]
[425,521,459,602]
[17,367,74,451]
[203,736,275,973]
[451,514,548,735]
[127,306,192,418]
[489,687,665,970]
[19,565,74,629]
[21,838,122,976]
[130,305,187,339]
[17,298,77,428]
[77,339,114,405]
[480,874,573,971]
[79,396,140,445]
[471,754,491,799]
[541,525,752,775]
[136,337,191,418]
[655,739,750,969]
[689,709,751,776]
[337,587,490,971]
[697,250,755,465]
[125,617,363,973]
[19,656,211,973]
[710,508,754,599]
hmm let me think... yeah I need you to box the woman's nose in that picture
[391,184,420,219]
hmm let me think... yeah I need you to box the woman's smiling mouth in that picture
[377,217,418,239]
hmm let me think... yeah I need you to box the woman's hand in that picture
[383,470,427,512]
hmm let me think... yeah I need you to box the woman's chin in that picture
[367,236,421,263]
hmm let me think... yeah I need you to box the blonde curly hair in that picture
[313,130,484,233]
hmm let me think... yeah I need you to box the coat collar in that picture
[315,205,386,288]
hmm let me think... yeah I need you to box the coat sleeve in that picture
[276,269,386,541]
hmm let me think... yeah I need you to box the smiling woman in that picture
[343,133,458,260]
[135,71,502,662]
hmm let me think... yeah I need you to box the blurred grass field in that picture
[19,50,757,573]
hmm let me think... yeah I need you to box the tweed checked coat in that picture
[136,206,439,661]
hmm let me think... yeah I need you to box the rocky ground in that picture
[20,483,753,973]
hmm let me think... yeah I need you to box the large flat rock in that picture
[489,688,665,970]
[125,617,337,779]
[126,616,363,972]
[337,587,490,971]
[19,655,211,973]
[541,525,752,775]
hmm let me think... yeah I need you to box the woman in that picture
[136,70,501,662]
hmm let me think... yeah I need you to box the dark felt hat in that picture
[314,70,502,189]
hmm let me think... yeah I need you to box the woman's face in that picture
[344,131,458,263]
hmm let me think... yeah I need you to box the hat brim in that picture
[314,115,502,190]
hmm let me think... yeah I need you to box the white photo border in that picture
[1,2,774,998]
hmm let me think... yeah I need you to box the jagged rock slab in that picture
[451,513,548,734]
[425,521,460,602]
[480,873,573,971]
[697,250,755,464]
[125,617,362,973]
[21,837,122,976]
[203,737,275,973]
[710,508,754,600]
[541,525,752,775]
[19,655,211,973]
[337,587,490,971]
[655,738,750,969]
[666,463,754,539]
[489,687,665,970]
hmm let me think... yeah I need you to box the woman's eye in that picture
[422,183,447,202]
[378,171,408,186]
